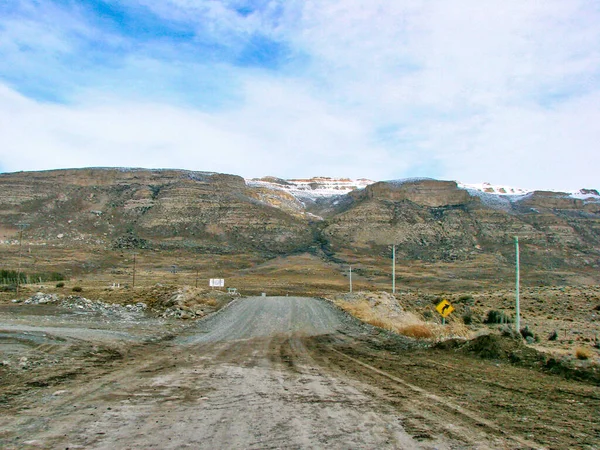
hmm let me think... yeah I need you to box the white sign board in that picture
[209,278,225,287]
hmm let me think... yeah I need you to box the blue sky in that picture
[1,0,599,190]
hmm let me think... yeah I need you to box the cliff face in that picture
[361,179,471,207]
[325,180,600,274]
[0,168,313,254]
[1,170,599,281]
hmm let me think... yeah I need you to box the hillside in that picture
[0,168,599,289]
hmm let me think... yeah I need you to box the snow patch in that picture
[458,182,599,207]
[246,177,374,201]
[383,177,435,187]
[458,182,531,196]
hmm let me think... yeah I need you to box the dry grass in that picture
[397,324,434,339]
[334,296,477,342]
[202,297,218,307]
[336,299,438,340]
[575,347,591,360]
[439,322,472,339]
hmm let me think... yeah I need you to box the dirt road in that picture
[1,296,598,449]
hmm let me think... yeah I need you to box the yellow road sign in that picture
[436,299,454,318]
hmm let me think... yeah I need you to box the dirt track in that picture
[1,296,598,449]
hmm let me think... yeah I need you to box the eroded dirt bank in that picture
[1,297,598,449]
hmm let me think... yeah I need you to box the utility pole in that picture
[16,224,28,296]
[132,252,136,289]
[349,266,353,293]
[392,244,396,294]
[515,236,520,333]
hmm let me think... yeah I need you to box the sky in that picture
[0,0,599,191]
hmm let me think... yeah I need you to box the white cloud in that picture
[0,79,394,179]
[0,0,599,189]
[283,0,600,189]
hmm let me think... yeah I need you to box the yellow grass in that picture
[397,324,434,339]
[575,347,591,360]
[335,297,476,341]
[336,299,435,339]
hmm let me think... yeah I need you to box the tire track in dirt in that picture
[327,346,543,449]
[303,331,600,449]
[1,296,597,449]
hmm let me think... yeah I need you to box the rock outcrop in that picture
[361,179,472,207]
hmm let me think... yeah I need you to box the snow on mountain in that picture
[459,182,599,199]
[458,182,599,210]
[246,177,374,201]
[570,189,600,200]
[458,182,530,196]
[247,177,599,209]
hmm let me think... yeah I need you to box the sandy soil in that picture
[1,297,598,449]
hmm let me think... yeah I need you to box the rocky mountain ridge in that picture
[250,175,599,205]
[1,168,599,285]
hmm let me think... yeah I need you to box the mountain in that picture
[1,168,599,287]
[0,168,313,254]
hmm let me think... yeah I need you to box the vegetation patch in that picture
[575,347,591,360]
[397,324,435,339]
[483,309,513,324]
[1,269,66,285]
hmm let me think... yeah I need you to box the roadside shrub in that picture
[72,286,83,292]
[1,269,65,284]
[548,330,558,341]
[397,324,434,339]
[1,270,26,285]
[500,325,521,339]
[462,307,473,325]
[204,298,218,307]
[457,294,474,305]
[575,347,591,360]
[484,310,512,324]
[56,282,65,288]
[31,272,66,282]
[520,326,535,340]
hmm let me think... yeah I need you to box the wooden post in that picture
[392,244,396,294]
[515,236,520,333]
[349,266,352,293]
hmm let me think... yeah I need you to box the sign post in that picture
[436,299,454,325]
[209,278,225,288]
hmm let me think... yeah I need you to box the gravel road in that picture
[1,296,598,449]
